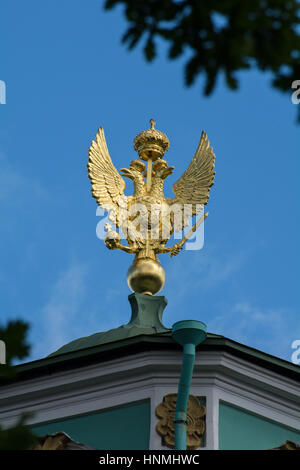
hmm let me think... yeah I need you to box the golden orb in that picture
[127,259,165,295]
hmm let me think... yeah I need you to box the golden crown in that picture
[133,119,170,161]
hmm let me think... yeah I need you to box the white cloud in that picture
[0,151,46,205]
[208,302,300,361]
[36,261,89,357]
[164,247,299,361]
[33,261,130,360]
[165,246,246,301]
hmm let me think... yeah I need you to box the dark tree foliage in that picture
[0,414,36,451]
[0,320,37,449]
[104,0,300,114]
[0,320,30,378]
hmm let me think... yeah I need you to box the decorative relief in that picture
[155,393,206,449]
[32,432,92,450]
[33,432,70,450]
[270,440,300,450]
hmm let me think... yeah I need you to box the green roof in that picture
[2,293,299,383]
[48,292,170,357]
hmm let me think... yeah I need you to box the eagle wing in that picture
[87,127,127,228]
[170,131,215,230]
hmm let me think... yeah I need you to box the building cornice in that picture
[2,333,299,385]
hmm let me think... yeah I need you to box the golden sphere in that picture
[127,259,165,295]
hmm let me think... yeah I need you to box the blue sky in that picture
[0,0,299,363]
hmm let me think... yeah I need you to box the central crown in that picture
[133,119,170,161]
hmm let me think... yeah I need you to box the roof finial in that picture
[150,119,156,130]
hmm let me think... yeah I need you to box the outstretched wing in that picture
[88,127,127,227]
[170,131,215,230]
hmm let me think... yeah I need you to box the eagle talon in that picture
[105,238,119,250]
[170,243,182,257]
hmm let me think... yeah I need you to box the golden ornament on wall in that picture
[33,432,70,450]
[155,393,206,449]
[32,432,93,450]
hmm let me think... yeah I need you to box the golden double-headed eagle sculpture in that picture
[88,120,215,295]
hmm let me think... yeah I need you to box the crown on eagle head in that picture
[133,119,170,161]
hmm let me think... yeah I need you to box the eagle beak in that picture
[164,166,175,177]
[120,168,132,178]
